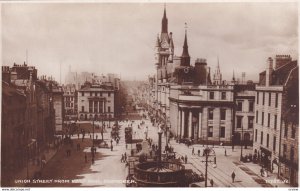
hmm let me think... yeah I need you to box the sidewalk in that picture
[234,161,290,187]
[10,146,59,187]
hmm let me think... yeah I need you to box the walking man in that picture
[192,147,194,155]
[231,171,236,183]
[225,148,227,156]
[210,179,214,187]
[198,149,200,157]
[121,154,124,163]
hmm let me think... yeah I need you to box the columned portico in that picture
[178,105,202,140]
[181,110,184,138]
[188,111,192,138]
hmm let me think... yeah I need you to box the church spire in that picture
[161,4,168,33]
[182,23,190,57]
[181,23,190,66]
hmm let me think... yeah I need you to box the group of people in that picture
[120,152,128,163]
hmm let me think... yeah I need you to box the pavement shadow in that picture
[26,138,107,187]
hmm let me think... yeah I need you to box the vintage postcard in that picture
[1,1,298,189]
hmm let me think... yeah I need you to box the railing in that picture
[134,162,185,186]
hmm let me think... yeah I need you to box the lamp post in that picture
[92,115,95,163]
[158,127,163,163]
[200,147,217,187]
[166,120,171,147]
[240,124,243,161]
[26,146,29,179]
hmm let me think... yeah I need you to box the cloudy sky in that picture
[1,2,298,83]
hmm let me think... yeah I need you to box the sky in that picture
[1,2,298,82]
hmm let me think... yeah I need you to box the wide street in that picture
[25,116,287,187]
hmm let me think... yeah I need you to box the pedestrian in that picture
[126,144,128,149]
[124,152,127,161]
[210,179,214,187]
[231,171,236,183]
[96,135,98,140]
[198,149,200,157]
[85,153,87,163]
[184,155,188,164]
[225,148,227,156]
[121,154,124,163]
[260,168,264,176]
[90,134,92,139]
[77,133,80,139]
[111,145,113,151]
[192,147,194,155]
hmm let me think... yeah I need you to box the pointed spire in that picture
[182,23,190,57]
[161,4,168,33]
[163,3,166,18]
[180,23,190,66]
[207,67,212,85]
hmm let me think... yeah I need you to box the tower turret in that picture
[180,23,190,67]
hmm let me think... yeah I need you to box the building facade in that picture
[149,6,257,146]
[279,59,298,186]
[253,55,298,176]
[1,63,57,186]
[169,84,234,144]
[62,84,77,120]
[77,82,115,121]
[233,84,256,146]
[2,81,27,186]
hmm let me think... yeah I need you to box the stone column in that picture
[93,101,95,113]
[178,108,181,137]
[198,111,202,139]
[103,101,105,113]
[98,101,101,113]
[181,110,185,138]
[188,110,192,138]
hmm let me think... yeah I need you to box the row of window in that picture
[254,129,277,152]
[284,122,296,139]
[209,91,227,100]
[81,92,111,97]
[236,101,254,112]
[65,97,74,101]
[256,92,279,107]
[208,126,226,138]
[255,111,277,129]
[81,105,111,113]
[65,102,74,108]
[208,108,226,120]
[236,116,254,129]
[282,144,295,161]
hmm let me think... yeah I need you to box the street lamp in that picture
[165,120,171,148]
[158,127,163,163]
[240,124,243,161]
[200,147,217,187]
[92,115,95,163]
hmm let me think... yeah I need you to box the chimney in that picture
[266,57,273,86]
[194,58,207,85]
